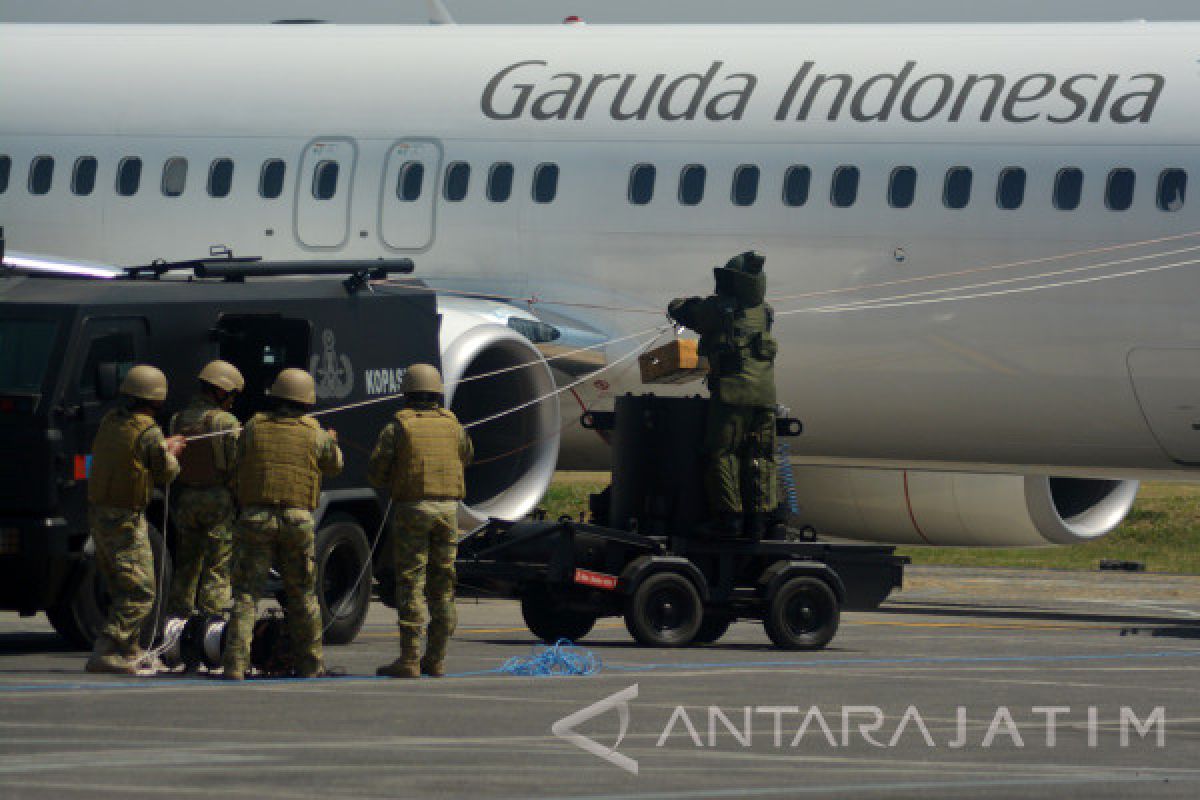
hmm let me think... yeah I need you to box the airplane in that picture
[2,17,1199,548]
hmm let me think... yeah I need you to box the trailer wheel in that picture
[764,575,839,650]
[625,571,702,647]
[315,516,372,646]
[48,524,172,650]
[693,614,733,645]
[520,591,597,643]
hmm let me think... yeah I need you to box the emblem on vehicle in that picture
[310,329,354,400]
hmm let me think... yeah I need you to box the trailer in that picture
[458,395,908,649]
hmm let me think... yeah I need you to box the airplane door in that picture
[296,138,357,249]
[379,139,441,251]
[1128,348,1200,464]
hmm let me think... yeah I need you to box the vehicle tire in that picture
[49,524,172,650]
[315,516,372,645]
[520,590,597,643]
[624,571,703,647]
[692,614,733,645]
[763,575,839,650]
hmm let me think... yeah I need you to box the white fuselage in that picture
[3,22,1200,479]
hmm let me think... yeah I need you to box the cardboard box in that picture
[639,339,708,384]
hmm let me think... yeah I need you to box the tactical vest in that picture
[88,410,156,510]
[698,303,778,408]
[390,408,466,501]
[172,405,221,488]
[236,414,322,510]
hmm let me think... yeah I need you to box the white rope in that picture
[321,498,393,637]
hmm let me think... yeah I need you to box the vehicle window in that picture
[679,164,706,205]
[72,156,98,196]
[116,157,142,197]
[0,155,10,194]
[259,159,286,199]
[161,157,187,197]
[888,166,917,209]
[533,163,559,203]
[312,160,339,200]
[629,164,656,205]
[997,167,1026,210]
[78,332,136,397]
[29,156,54,195]
[831,165,859,208]
[0,319,59,393]
[208,158,234,198]
[444,162,470,202]
[1157,169,1187,212]
[487,162,513,202]
[397,161,425,202]
[732,165,759,207]
[1054,168,1083,211]
[783,165,810,207]
[1106,168,1135,211]
[943,167,972,209]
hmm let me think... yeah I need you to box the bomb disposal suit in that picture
[668,252,780,536]
[368,364,473,679]
[222,369,343,679]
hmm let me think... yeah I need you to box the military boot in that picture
[85,636,138,675]
[376,632,421,679]
[420,637,448,678]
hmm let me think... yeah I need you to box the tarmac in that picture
[1,565,1198,800]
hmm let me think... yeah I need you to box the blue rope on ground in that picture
[498,639,602,676]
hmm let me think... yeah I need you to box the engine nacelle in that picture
[438,298,561,526]
[792,467,1139,546]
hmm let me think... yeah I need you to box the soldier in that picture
[221,368,343,680]
[668,251,780,539]
[368,364,473,679]
[86,365,186,674]
[165,360,244,620]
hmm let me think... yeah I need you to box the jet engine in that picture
[792,467,1139,546]
[438,298,562,526]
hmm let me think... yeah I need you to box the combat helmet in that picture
[120,365,169,403]
[402,363,444,398]
[713,250,767,306]
[267,368,317,406]
[197,360,245,394]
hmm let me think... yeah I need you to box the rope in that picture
[498,639,602,676]
[374,280,662,315]
[322,498,392,636]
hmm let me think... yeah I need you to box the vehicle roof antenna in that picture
[426,0,456,25]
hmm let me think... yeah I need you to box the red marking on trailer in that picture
[574,569,619,590]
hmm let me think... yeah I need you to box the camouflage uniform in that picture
[669,252,779,522]
[222,408,342,678]
[368,403,473,674]
[166,396,239,617]
[88,407,180,659]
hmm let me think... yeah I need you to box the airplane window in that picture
[444,162,470,202]
[259,160,286,199]
[488,162,513,202]
[161,157,187,197]
[1054,168,1083,211]
[782,165,810,207]
[312,160,339,200]
[1105,168,1135,211]
[397,161,425,202]
[943,167,972,209]
[116,157,141,197]
[1157,169,1187,212]
[888,166,917,209]
[0,155,9,194]
[628,164,656,205]
[997,167,1026,211]
[72,157,98,197]
[679,165,706,206]
[732,165,760,207]
[208,158,234,198]
[831,165,859,208]
[29,156,54,195]
[533,163,559,203]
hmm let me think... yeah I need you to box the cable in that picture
[322,498,393,636]
[498,639,602,676]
